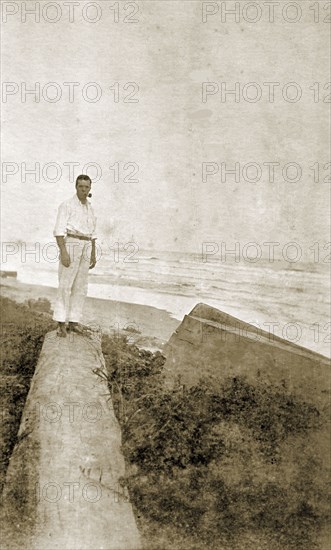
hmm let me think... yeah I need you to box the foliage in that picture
[101,334,328,550]
[0,296,56,492]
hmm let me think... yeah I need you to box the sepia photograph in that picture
[0,1,330,549]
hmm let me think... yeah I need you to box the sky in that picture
[1,0,330,259]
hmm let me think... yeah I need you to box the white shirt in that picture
[53,194,97,239]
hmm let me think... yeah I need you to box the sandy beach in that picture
[0,278,181,351]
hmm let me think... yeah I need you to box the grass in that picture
[0,296,56,493]
[101,334,329,550]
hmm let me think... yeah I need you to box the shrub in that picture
[101,334,328,550]
[0,297,56,492]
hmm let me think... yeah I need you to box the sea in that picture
[2,243,330,358]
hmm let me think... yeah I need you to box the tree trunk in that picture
[1,330,141,550]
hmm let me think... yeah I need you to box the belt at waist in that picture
[66,233,91,241]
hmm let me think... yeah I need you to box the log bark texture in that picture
[2,330,142,550]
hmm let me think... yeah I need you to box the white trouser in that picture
[53,237,92,323]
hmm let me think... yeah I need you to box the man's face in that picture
[76,179,91,202]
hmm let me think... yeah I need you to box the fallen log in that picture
[1,329,142,550]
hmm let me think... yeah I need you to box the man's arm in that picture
[89,209,97,269]
[89,238,97,269]
[54,202,71,267]
[56,236,70,267]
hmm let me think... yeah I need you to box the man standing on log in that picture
[53,175,97,337]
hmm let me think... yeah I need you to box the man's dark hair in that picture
[75,174,91,187]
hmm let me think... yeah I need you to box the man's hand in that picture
[89,253,96,269]
[60,249,71,267]
[56,236,70,267]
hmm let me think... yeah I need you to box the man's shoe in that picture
[68,322,84,334]
[57,323,67,338]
